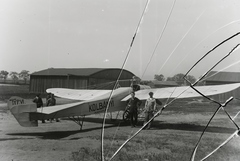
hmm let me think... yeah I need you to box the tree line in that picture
[0,69,198,86]
[0,70,30,84]
[154,73,197,86]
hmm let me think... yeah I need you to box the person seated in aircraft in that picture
[144,92,156,130]
[46,92,51,106]
[47,93,56,106]
[33,94,45,123]
[46,92,51,122]
[47,93,60,122]
[126,92,142,127]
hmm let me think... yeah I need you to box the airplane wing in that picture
[46,88,111,100]
[9,83,240,127]
[121,83,240,101]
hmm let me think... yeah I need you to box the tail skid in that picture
[7,96,38,127]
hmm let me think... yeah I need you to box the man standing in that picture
[33,94,43,108]
[144,92,156,129]
[127,92,141,127]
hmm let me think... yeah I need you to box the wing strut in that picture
[68,116,85,130]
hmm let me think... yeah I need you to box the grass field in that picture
[0,84,36,101]
[1,85,240,161]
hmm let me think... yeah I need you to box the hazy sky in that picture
[1,0,240,80]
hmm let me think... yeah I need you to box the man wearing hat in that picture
[144,92,156,129]
[126,92,142,127]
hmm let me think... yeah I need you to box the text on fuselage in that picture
[89,99,114,112]
[9,98,24,105]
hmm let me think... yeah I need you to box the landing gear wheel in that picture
[123,110,130,122]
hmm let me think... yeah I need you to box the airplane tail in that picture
[7,96,38,127]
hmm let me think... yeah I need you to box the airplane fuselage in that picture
[48,87,132,118]
[7,87,134,127]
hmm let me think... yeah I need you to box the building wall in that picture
[204,72,240,102]
[91,69,133,80]
[67,76,88,89]
[30,75,88,93]
[88,78,132,89]
[88,69,133,89]
[205,81,237,85]
[204,80,240,102]
[153,84,178,88]
[30,69,135,93]
[209,87,240,103]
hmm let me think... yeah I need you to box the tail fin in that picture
[7,96,32,110]
[7,96,38,127]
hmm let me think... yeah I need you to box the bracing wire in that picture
[101,2,240,161]
[157,9,206,74]
[108,2,239,160]
[199,59,240,83]
[184,32,240,78]
[194,44,240,86]
[141,0,176,78]
[108,83,207,160]
[106,1,178,159]
[169,20,240,77]
[198,104,240,161]
[200,130,239,161]
[107,32,240,161]
[164,86,177,107]
[105,121,122,159]
[181,32,240,160]
[189,98,233,161]
[101,1,151,160]
[86,79,132,89]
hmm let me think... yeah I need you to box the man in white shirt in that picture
[144,92,156,129]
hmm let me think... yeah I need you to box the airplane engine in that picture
[132,84,151,91]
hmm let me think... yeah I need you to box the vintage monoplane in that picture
[7,83,240,129]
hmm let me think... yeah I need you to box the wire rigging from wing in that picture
[101,0,151,160]
[101,0,240,160]
[163,86,177,108]
[108,1,207,159]
[141,0,176,78]
[157,8,206,74]
[200,58,240,83]
[201,130,239,161]
[108,31,240,160]
[107,1,210,160]
[86,79,132,89]
[181,33,240,161]
[108,83,204,160]
[105,121,123,160]
[106,0,178,160]
[184,32,240,78]
[169,20,240,77]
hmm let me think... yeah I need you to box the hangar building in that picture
[205,71,240,85]
[150,80,178,88]
[204,71,240,102]
[30,68,135,93]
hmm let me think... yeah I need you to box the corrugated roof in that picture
[31,68,125,76]
[205,71,240,82]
